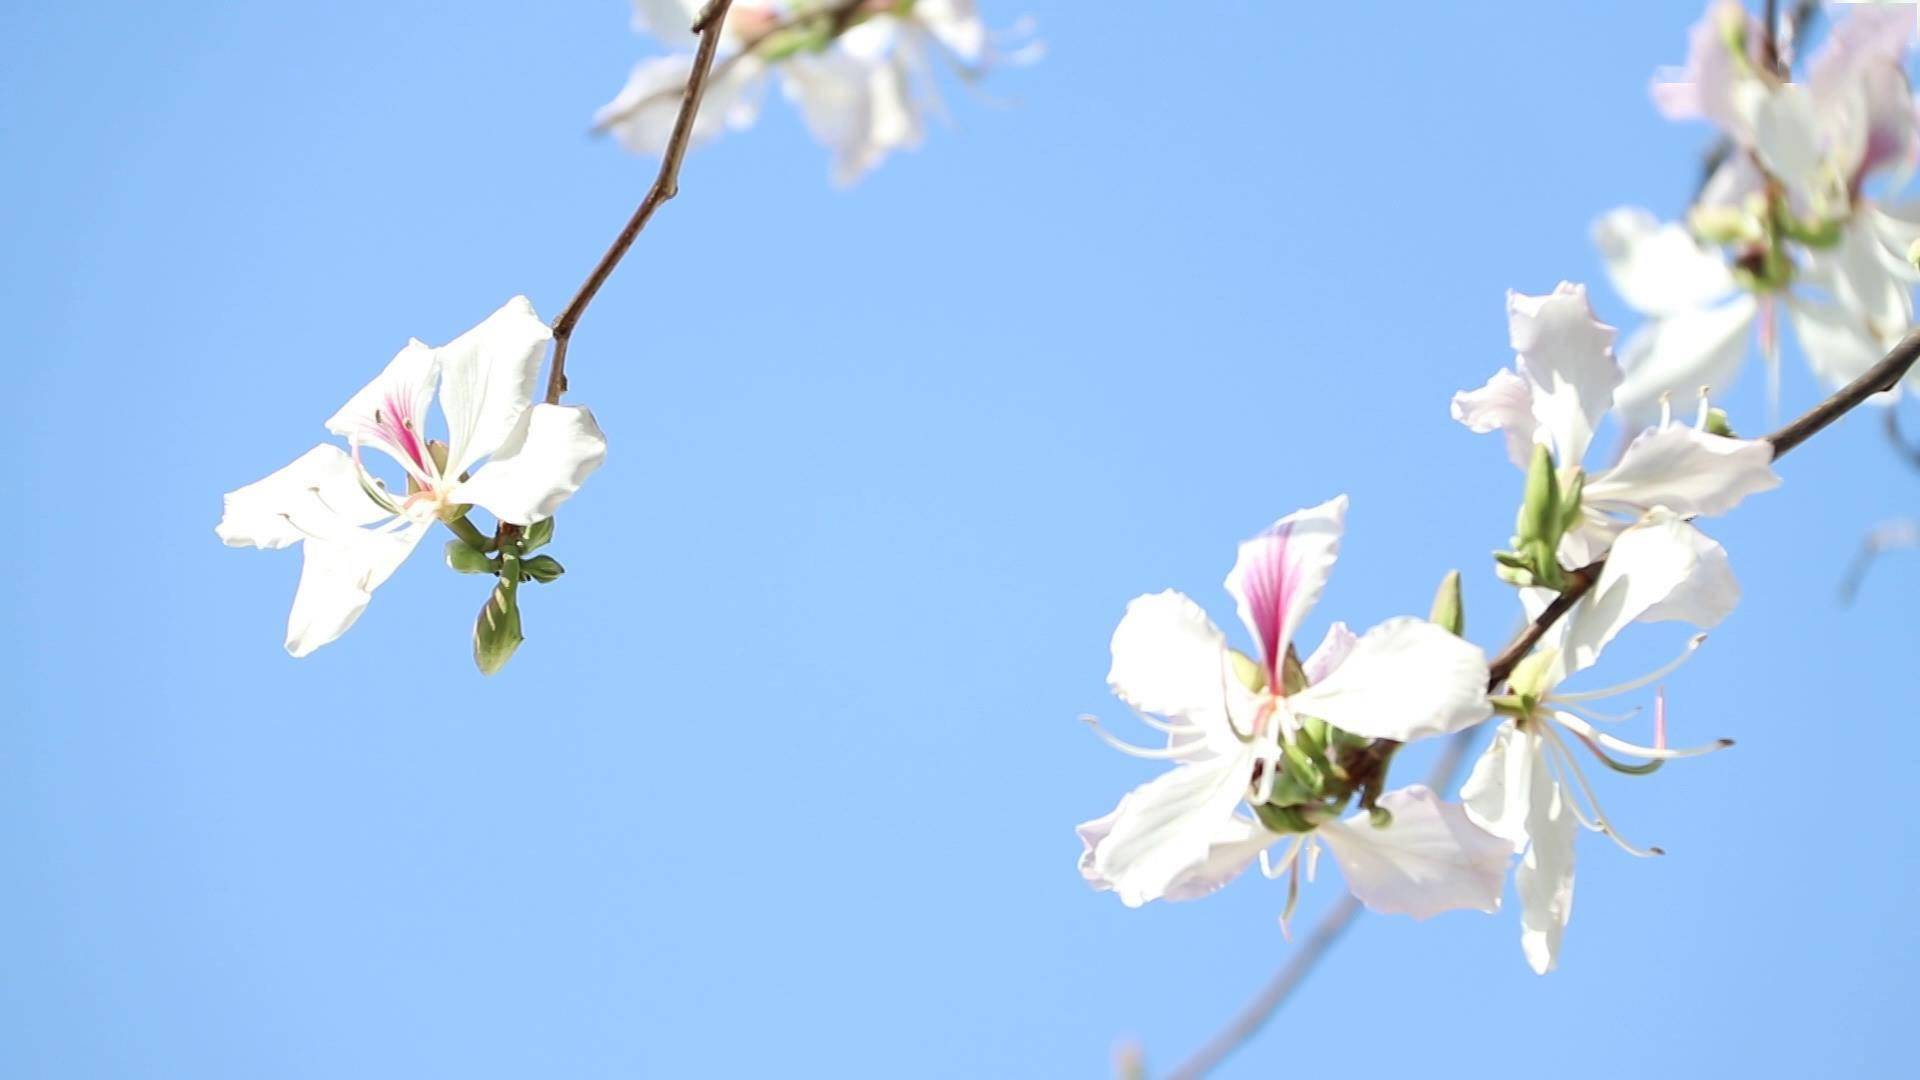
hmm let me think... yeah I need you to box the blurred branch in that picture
[1840,519,1920,603]
[1161,323,1920,1078]
[1887,407,1920,470]
[544,0,738,405]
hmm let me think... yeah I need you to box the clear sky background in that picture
[4,2,1918,1076]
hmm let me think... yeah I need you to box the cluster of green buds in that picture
[1494,445,1584,591]
[444,514,567,675]
[1242,572,1468,837]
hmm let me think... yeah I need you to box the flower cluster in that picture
[1076,284,1782,973]
[595,0,1038,186]
[1597,1,1920,422]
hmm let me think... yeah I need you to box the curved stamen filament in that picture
[1260,835,1305,881]
[1555,634,1706,703]
[1552,709,1732,761]
[1541,724,1664,858]
[1080,716,1199,760]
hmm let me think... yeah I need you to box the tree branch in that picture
[544,0,738,406]
[1161,322,1920,1078]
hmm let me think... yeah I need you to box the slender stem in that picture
[544,0,738,406]
[1163,322,1920,1078]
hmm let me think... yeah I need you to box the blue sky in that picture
[4,1,1917,1076]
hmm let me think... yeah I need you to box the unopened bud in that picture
[1228,648,1267,693]
[1518,444,1560,547]
[444,539,496,575]
[520,554,565,584]
[472,578,524,675]
[1507,647,1560,702]
[1428,570,1465,636]
[1368,805,1394,830]
[1688,204,1754,245]
[1705,407,1736,438]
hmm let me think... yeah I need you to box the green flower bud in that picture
[1780,213,1844,249]
[1368,805,1394,830]
[1689,204,1757,245]
[521,516,555,553]
[1253,802,1316,835]
[1279,646,1308,695]
[520,554,565,584]
[1507,647,1559,703]
[1705,407,1736,438]
[444,539,497,575]
[1429,570,1464,637]
[1228,648,1267,693]
[1518,444,1560,547]
[472,577,524,676]
[1555,469,1586,537]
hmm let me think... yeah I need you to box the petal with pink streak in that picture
[1223,495,1348,682]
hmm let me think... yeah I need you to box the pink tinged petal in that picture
[1784,292,1900,391]
[1451,368,1538,470]
[1223,495,1347,683]
[450,404,609,526]
[284,521,431,657]
[1300,621,1358,686]
[1084,758,1253,908]
[1591,208,1737,318]
[1316,785,1512,920]
[216,444,388,549]
[1807,0,1915,180]
[436,296,552,479]
[1517,752,1577,975]
[1585,425,1780,520]
[1286,617,1492,743]
[325,339,440,466]
[1459,721,1537,849]
[1651,1,1764,140]
[597,54,768,154]
[1508,284,1622,467]
[1612,294,1758,429]
[1555,511,1737,682]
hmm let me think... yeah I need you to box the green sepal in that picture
[520,555,565,584]
[444,539,498,575]
[1704,407,1736,438]
[521,517,555,553]
[1228,648,1267,694]
[1253,802,1316,835]
[1428,570,1465,637]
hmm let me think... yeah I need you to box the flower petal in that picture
[450,404,609,526]
[781,52,923,186]
[437,296,551,478]
[1223,495,1347,682]
[1460,720,1537,849]
[1317,785,1511,919]
[1592,208,1737,318]
[324,339,440,473]
[1287,617,1491,742]
[1301,621,1358,685]
[629,0,704,47]
[284,522,430,657]
[1585,425,1780,519]
[1651,1,1764,142]
[1554,510,1738,680]
[1785,292,1898,391]
[1509,283,1621,467]
[1451,368,1537,470]
[1517,760,1577,975]
[1107,590,1231,715]
[216,444,388,550]
[1803,214,1915,339]
[596,54,768,155]
[1080,809,1280,904]
[1083,758,1253,908]
[1612,294,1758,428]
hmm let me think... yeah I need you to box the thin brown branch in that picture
[1163,322,1920,1078]
[545,0,738,405]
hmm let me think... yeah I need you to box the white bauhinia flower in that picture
[1452,283,1781,563]
[1601,1,1920,421]
[1462,509,1738,974]
[1074,496,1506,922]
[216,297,607,656]
[595,0,1035,185]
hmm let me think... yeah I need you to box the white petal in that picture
[1078,808,1278,903]
[596,54,768,155]
[1300,621,1358,685]
[1287,617,1491,742]
[1317,785,1512,919]
[1753,84,1835,205]
[1509,283,1621,466]
[1451,368,1537,470]
[1517,761,1577,975]
[324,339,440,458]
[781,52,922,186]
[450,404,608,525]
[1592,208,1737,317]
[1107,590,1230,717]
[1085,758,1252,908]
[437,296,551,478]
[1585,424,1780,519]
[1556,510,1738,680]
[216,444,387,550]
[284,522,430,656]
[1612,294,1758,428]
[1223,495,1347,685]
[1459,720,1537,848]
[629,0,703,47]
[912,0,987,62]
[1803,215,1914,340]
[1785,292,1897,390]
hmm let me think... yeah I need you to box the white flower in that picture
[216,298,607,656]
[596,0,1034,185]
[1603,1,1920,419]
[1452,283,1780,563]
[1462,509,1737,974]
[1075,496,1505,921]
